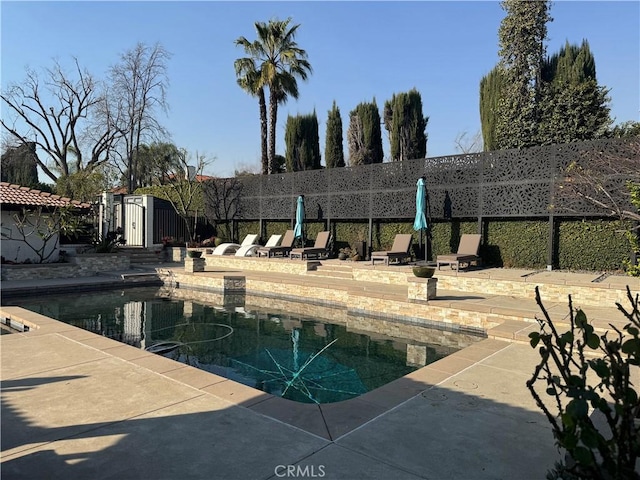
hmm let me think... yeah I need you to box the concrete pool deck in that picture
[1,263,638,479]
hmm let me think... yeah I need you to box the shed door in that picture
[124,199,145,247]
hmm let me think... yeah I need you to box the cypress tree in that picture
[285,112,321,172]
[325,101,345,168]
[479,66,506,151]
[347,99,383,166]
[384,89,428,161]
[537,40,611,144]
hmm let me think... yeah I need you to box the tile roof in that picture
[0,182,92,209]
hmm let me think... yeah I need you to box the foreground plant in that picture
[527,286,640,479]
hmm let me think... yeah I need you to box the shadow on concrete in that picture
[1,376,87,392]
[1,362,561,480]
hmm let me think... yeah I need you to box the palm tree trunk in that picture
[259,89,268,175]
[268,92,278,174]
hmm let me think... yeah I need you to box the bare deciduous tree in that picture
[160,150,212,243]
[203,176,243,242]
[555,138,640,222]
[9,205,85,263]
[108,42,171,193]
[1,59,118,183]
[454,130,483,154]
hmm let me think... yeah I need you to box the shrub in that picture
[528,286,640,479]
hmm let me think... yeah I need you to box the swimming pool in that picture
[7,286,482,404]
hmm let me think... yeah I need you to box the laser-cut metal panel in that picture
[328,192,371,219]
[203,178,242,221]
[293,169,328,195]
[482,182,552,216]
[427,185,480,219]
[221,138,636,221]
[326,165,372,219]
[425,154,481,218]
[552,138,639,216]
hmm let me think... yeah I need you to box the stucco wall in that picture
[1,210,60,263]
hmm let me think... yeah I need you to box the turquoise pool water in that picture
[7,287,479,404]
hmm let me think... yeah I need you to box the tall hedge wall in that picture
[229,218,631,272]
[557,219,630,271]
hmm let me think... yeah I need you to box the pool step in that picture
[308,263,354,279]
[119,248,164,264]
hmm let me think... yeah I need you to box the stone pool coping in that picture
[0,304,509,441]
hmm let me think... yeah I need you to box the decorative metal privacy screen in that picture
[205,138,638,221]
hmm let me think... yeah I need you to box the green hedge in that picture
[429,220,478,258]
[557,219,630,271]
[483,220,548,268]
[232,218,632,272]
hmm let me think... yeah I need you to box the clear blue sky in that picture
[2,1,639,179]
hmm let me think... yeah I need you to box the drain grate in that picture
[592,273,611,283]
[521,270,545,278]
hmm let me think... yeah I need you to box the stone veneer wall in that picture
[164,270,502,333]
[1,254,130,281]
[198,256,638,308]
[167,286,481,351]
[167,247,186,262]
[203,255,313,275]
[435,275,639,308]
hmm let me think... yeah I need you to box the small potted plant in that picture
[338,247,352,260]
[186,239,202,258]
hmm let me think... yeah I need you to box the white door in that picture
[124,198,145,246]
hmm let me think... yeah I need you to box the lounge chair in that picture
[212,234,258,256]
[289,231,331,260]
[257,230,295,258]
[370,234,413,266]
[436,234,482,270]
[234,234,282,257]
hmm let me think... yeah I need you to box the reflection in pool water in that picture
[8,287,483,404]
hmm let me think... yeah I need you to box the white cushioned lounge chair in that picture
[212,234,258,256]
[234,234,282,257]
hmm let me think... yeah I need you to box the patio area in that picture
[1,260,638,479]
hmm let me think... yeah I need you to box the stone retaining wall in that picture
[163,271,503,334]
[1,254,130,281]
[435,275,638,308]
[203,255,313,275]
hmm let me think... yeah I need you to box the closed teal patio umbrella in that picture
[413,177,428,260]
[293,195,305,245]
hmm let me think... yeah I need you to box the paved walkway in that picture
[1,264,637,479]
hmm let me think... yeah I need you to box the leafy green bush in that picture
[235,218,631,271]
[558,220,630,271]
[484,220,547,268]
[429,220,478,258]
[528,287,640,479]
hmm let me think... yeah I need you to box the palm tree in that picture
[235,18,312,174]
[234,55,268,174]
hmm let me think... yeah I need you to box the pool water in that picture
[7,287,479,404]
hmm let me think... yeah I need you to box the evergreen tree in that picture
[608,121,640,138]
[537,40,611,144]
[1,142,40,187]
[479,66,506,151]
[284,112,321,172]
[325,101,345,168]
[495,0,552,149]
[383,89,428,161]
[347,100,383,166]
